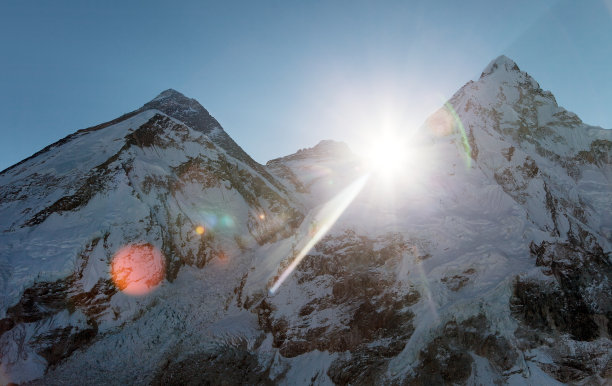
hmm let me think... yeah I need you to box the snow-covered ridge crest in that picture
[480,54,521,78]
[268,140,354,164]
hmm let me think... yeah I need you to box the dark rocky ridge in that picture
[138,89,288,194]
[407,315,518,385]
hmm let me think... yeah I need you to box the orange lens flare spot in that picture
[111,244,165,296]
[426,107,455,137]
[195,225,205,235]
[259,213,265,220]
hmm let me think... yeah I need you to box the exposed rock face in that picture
[0,239,112,373]
[514,241,611,340]
[511,240,611,383]
[441,268,476,291]
[152,346,273,386]
[406,315,518,385]
[255,231,418,383]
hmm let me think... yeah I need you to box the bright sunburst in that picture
[364,132,428,183]
[366,137,407,172]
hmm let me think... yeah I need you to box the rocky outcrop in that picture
[152,346,273,386]
[514,241,610,340]
[511,240,611,382]
[0,238,116,371]
[407,315,518,385]
[255,231,419,383]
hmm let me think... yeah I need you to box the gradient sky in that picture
[1,0,611,171]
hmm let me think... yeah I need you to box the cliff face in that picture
[0,57,610,385]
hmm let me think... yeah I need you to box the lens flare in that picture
[270,174,369,294]
[424,103,472,168]
[302,164,333,182]
[425,106,455,137]
[110,244,165,296]
[195,225,205,235]
[203,212,218,228]
[259,213,266,220]
[220,214,234,228]
[444,102,472,168]
[415,258,439,323]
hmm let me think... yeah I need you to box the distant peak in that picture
[480,55,521,78]
[268,140,354,165]
[313,140,349,150]
[296,140,353,157]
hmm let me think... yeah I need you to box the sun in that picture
[366,138,407,172]
[364,133,426,181]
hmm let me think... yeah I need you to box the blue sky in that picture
[1,0,611,170]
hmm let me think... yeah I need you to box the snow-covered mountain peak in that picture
[455,53,610,155]
[150,88,185,102]
[480,54,521,78]
[140,89,218,132]
[139,90,286,193]
[474,54,544,97]
[446,55,611,253]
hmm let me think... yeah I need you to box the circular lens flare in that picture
[220,215,234,228]
[111,244,165,296]
[195,225,205,235]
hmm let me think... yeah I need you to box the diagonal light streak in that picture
[269,174,370,294]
